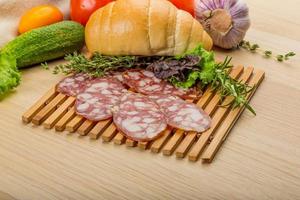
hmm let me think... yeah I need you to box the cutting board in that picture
[22,66,264,163]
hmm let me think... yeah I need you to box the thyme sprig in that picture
[43,52,136,77]
[239,40,296,62]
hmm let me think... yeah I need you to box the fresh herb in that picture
[46,45,255,114]
[0,52,21,97]
[239,40,296,62]
[211,57,255,114]
[146,55,200,81]
[170,46,255,114]
[43,52,136,77]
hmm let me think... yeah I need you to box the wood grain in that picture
[0,0,300,199]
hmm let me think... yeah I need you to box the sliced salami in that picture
[84,77,127,95]
[110,71,125,83]
[76,93,119,121]
[123,69,200,99]
[149,94,211,132]
[56,73,92,96]
[112,93,167,142]
[75,77,127,121]
[123,69,166,94]
[161,83,201,100]
[104,71,126,84]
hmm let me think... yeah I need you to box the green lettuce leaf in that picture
[169,70,201,88]
[0,52,21,97]
[169,45,216,88]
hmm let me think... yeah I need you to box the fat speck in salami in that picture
[149,94,211,132]
[112,93,167,142]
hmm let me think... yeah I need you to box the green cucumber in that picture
[1,21,85,68]
[0,21,85,97]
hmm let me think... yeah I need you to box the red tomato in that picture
[169,0,195,17]
[70,0,113,25]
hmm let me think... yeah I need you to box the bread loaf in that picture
[85,0,213,56]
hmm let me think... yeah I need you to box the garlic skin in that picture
[195,0,250,49]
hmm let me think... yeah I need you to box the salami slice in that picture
[76,93,119,121]
[104,71,126,83]
[123,69,166,94]
[161,84,201,100]
[110,71,125,83]
[75,77,127,121]
[123,69,200,99]
[84,77,127,95]
[57,73,92,96]
[149,94,211,132]
[112,93,167,142]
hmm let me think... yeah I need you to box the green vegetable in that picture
[46,45,255,114]
[0,21,85,97]
[1,21,85,68]
[44,52,136,77]
[0,52,21,97]
[171,45,216,88]
[171,46,255,114]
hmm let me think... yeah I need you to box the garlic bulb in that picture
[195,0,250,49]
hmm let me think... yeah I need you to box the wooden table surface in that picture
[1,0,300,199]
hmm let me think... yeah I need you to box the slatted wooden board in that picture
[22,66,264,163]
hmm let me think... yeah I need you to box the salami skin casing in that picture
[112,92,167,142]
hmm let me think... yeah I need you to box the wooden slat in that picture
[32,93,67,125]
[43,97,75,129]
[175,66,247,158]
[126,139,137,147]
[65,115,85,133]
[162,129,185,156]
[196,86,214,109]
[113,133,126,145]
[89,119,112,139]
[22,86,57,123]
[175,132,198,158]
[201,69,265,162]
[150,127,173,153]
[138,142,149,150]
[55,107,76,132]
[102,123,118,142]
[188,67,254,162]
[77,120,96,136]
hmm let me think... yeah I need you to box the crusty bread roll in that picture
[85,0,213,56]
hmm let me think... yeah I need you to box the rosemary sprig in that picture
[210,57,256,114]
[239,40,296,62]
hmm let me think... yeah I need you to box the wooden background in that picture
[0,0,300,199]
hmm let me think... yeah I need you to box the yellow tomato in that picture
[18,5,63,34]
